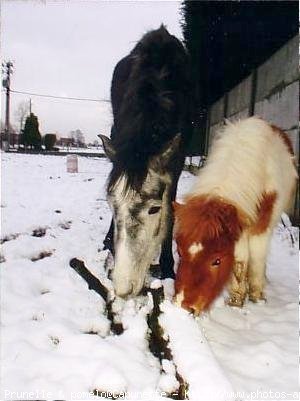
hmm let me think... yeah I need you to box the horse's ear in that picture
[98,134,116,161]
[150,133,181,170]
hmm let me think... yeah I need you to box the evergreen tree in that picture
[44,134,57,150]
[23,113,42,149]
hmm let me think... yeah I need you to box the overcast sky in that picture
[1,0,183,142]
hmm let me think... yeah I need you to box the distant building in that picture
[56,137,74,148]
[0,131,20,148]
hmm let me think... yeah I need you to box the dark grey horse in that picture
[100,26,191,297]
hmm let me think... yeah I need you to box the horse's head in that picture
[173,197,242,314]
[100,134,181,297]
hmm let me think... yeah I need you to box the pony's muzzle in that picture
[174,291,202,315]
[174,290,184,307]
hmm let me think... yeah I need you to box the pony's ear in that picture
[150,133,181,170]
[98,134,116,161]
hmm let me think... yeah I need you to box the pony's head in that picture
[100,134,181,297]
[173,197,242,314]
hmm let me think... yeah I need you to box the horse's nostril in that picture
[127,283,134,298]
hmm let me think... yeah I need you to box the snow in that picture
[198,223,299,397]
[160,301,234,401]
[56,146,105,154]
[1,153,299,401]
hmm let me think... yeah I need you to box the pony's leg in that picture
[248,229,271,302]
[103,219,114,256]
[227,231,249,307]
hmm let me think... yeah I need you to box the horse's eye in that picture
[148,206,161,215]
[212,258,221,267]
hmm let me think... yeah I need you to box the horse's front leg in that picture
[159,174,181,279]
[103,219,114,256]
[159,159,184,279]
[159,203,175,279]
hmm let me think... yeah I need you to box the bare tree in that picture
[0,120,17,134]
[69,129,86,147]
[15,101,30,133]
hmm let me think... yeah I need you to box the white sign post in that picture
[67,154,78,173]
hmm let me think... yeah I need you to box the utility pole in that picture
[2,61,13,149]
[29,98,32,114]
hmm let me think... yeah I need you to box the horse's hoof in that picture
[161,270,176,280]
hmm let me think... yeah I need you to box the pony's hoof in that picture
[226,296,244,308]
[249,293,267,304]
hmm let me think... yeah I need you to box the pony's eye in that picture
[212,258,221,267]
[148,206,161,215]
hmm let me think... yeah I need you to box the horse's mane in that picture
[108,25,190,192]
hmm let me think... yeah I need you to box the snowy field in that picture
[1,153,299,401]
[56,146,105,154]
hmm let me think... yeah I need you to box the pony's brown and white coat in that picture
[174,117,297,313]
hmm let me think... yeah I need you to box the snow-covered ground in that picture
[1,153,299,401]
[56,146,104,154]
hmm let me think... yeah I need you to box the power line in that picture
[10,89,110,103]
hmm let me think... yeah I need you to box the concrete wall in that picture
[207,35,299,160]
[205,35,299,222]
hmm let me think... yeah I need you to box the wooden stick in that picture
[70,258,108,301]
[69,258,123,335]
[69,258,188,395]
[280,216,295,246]
[147,286,189,399]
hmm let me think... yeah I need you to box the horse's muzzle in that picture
[113,275,145,298]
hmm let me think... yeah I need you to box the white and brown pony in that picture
[174,117,297,314]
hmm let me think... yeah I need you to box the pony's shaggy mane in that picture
[174,196,243,245]
[108,25,190,192]
[186,117,297,224]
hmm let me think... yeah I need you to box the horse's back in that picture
[110,26,191,158]
[110,55,133,140]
